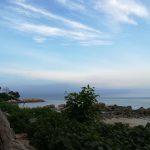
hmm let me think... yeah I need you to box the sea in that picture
[19,97,150,109]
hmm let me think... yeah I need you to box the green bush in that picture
[64,85,101,123]
[1,86,150,150]
[0,102,19,113]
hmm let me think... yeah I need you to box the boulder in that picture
[0,109,36,150]
[44,104,55,110]
[0,110,13,150]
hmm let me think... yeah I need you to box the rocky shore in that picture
[103,105,150,127]
[103,105,150,118]
[0,110,36,150]
[8,98,45,104]
[6,99,150,127]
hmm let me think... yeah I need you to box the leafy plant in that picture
[64,85,101,122]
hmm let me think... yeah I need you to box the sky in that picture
[0,0,150,97]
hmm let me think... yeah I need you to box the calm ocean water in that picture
[19,97,150,109]
[100,97,150,109]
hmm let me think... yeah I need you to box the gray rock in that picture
[0,110,13,150]
[0,109,36,150]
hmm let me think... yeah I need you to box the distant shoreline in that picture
[8,98,45,104]
[16,97,150,109]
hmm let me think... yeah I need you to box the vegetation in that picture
[64,85,101,122]
[1,85,150,150]
[0,86,20,101]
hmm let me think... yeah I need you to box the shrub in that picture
[64,85,101,123]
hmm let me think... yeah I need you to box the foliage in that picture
[0,89,20,101]
[1,85,150,150]
[8,91,20,99]
[64,85,101,122]
[0,93,11,101]
[0,102,19,113]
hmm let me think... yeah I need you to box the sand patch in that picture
[104,117,150,127]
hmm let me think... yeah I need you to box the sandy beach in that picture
[104,117,150,127]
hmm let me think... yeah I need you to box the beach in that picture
[104,117,150,127]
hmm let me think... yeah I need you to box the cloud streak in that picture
[56,0,85,11]
[1,0,110,45]
[95,0,149,25]
[14,0,97,32]
[1,0,149,45]
[1,67,150,88]
[9,21,109,45]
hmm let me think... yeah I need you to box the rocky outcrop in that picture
[103,105,150,118]
[57,104,66,111]
[44,104,56,110]
[13,139,36,150]
[8,98,45,104]
[0,110,13,150]
[0,110,36,150]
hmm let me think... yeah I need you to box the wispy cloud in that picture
[1,0,110,45]
[56,0,85,11]
[0,68,86,83]
[2,0,148,46]
[95,0,149,25]
[33,36,46,43]
[14,22,110,45]
[1,67,150,88]
[14,0,97,32]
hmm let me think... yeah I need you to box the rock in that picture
[44,104,55,110]
[15,133,28,140]
[21,98,45,103]
[58,104,66,109]
[0,109,36,150]
[0,110,13,150]
[13,139,36,150]
[8,100,18,103]
[57,104,66,111]
[103,105,135,118]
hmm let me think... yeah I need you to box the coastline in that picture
[102,104,150,127]
[10,97,150,127]
[104,117,150,127]
[8,98,45,104]
[16,97,150,109]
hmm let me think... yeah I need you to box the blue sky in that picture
[1,0,150,96]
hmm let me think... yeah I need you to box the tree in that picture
[64,85,101,123]
[0,89,20,101]
[0,93,10,101]
[8,91,20,99]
